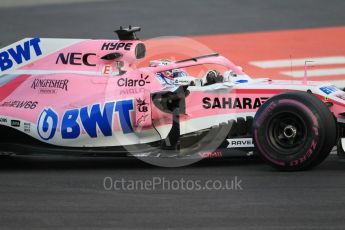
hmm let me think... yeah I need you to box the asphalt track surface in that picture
[1,0,345,229]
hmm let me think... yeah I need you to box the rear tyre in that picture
[253,91,336,171]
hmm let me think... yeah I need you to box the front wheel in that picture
[253,91,337,171]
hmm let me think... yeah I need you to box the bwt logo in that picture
[37,100,134,141]
[319,85,339,95]
[0,38,42,72]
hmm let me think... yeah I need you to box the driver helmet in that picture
[150,59,188,79]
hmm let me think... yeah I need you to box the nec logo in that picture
[56,53,96,66]
[0,38,42,72]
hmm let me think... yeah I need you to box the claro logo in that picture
[117,74,150,87]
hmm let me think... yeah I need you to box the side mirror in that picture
[101,52,122,60]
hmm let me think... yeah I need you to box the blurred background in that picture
[1,1,345,229]
[1,0,345,86]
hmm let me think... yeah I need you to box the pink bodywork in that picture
[1,38,345,147]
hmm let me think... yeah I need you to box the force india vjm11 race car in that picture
[0,26,345,170]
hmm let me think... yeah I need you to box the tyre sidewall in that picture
[253,92,334,170]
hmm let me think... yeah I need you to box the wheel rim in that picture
[267,111,308,155]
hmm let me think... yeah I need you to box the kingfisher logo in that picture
[0,38,42,72]
[37,99,134,141]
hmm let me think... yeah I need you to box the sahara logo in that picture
[202,97,268,109]
[37,100,134,141]
[0,38,42,72]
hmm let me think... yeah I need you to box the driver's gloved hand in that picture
[205,70,223,85]
[216,74,223,83]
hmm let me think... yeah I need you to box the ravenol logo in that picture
[0,38,42,72]
[37,100,134,141]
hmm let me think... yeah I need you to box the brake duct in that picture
[152,86,188,151]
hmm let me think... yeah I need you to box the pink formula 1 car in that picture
[0,26,344,170]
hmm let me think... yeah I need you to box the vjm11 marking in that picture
[37,99,134,141]
[0,38,42,72]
